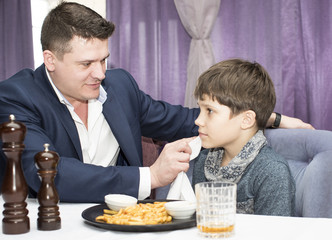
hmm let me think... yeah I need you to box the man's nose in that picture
[92,62,106,80]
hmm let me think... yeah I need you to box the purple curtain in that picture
[211,0,332,130]
[107,0,331,130]
[0,0,34,81]
[106,0,191,105]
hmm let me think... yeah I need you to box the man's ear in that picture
[43,50,56,72]
[241,110,256,129]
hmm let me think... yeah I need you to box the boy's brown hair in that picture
[41,1,115,59]
[194,58,276,129]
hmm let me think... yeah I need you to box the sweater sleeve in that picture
[253,159,296,216]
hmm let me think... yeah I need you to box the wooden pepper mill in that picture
[35,143,61,230]
[0,114,30,234]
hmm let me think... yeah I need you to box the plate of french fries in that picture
[82,200,196,232]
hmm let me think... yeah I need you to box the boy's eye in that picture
[207,108,213,114]
[82,62,91,67]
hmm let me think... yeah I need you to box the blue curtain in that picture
[0,0,34,81]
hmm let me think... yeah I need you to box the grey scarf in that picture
[204,130,267,183]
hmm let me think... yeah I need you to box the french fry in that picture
[95,202,172,225]
[103,209,118,215]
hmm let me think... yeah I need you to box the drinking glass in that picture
[195,181,237,238]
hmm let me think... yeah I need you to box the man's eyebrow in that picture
[77,53,110,63]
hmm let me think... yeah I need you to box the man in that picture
[0,2,313,203]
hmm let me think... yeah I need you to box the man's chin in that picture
[84,90,100,100]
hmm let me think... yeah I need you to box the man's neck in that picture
[73,101,89,129]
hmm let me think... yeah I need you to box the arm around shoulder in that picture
[266,112,314,129]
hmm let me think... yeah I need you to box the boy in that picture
[192,59,295,216]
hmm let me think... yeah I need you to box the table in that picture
[1,198,332,240]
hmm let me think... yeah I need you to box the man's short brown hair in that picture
[41,1,115,59]
[194,59,276,129]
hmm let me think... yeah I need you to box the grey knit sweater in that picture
[192,145,296,216]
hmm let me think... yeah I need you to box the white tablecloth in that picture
[1,198,332,240]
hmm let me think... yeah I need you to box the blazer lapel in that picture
[35,66,83,161]
[102,94,142,167]
[53,101,83,161]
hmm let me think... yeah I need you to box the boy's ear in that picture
[241,110,256,129]
[43,50,56,72]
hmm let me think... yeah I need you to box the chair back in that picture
[265,128,332,218]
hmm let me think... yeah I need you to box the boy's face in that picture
[195,95,244,149]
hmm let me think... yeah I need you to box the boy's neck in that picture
[222,128,258,166]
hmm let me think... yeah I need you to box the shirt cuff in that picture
[138,167,151,200]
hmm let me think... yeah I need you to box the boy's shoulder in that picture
[239,145,295,197]
[256,145,288,165]
[247,145,291,177]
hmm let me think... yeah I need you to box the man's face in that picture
[46,36,109,106]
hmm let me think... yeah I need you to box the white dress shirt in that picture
[46,69,151,199]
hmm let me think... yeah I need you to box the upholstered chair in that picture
[154,128,332,218]
[265,128,332,218]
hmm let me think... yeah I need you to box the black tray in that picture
[82,200,196,232]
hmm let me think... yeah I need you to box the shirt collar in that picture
[45,67,107,106]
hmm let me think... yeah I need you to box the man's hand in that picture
[279,115,315,129]
[267,113,315,129]
[149,137,195,189]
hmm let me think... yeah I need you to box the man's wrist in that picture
[272,112,281,128]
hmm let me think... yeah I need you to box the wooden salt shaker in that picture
[35,143,61,230]
[0,114,30,234]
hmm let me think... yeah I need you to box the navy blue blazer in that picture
[0,65,199,202]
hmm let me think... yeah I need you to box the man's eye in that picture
[82,62,91,67]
